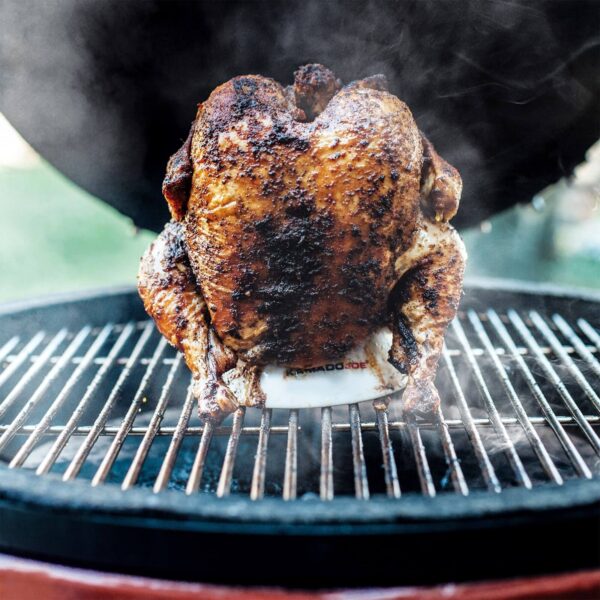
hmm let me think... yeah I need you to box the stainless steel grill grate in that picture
[1,302,599,501]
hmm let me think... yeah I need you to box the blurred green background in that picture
[0,113,154,302]
[0,163,154,302]
[0,112,598,303]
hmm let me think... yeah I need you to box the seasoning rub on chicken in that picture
[138,64,466,422]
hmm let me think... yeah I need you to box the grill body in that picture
[2,554,600,600]
[0,281,599,587]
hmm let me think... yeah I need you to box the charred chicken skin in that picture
[138,64,466,422]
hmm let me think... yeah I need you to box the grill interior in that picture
[1,291,599,501]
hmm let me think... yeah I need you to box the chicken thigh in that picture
[138,64,466,422]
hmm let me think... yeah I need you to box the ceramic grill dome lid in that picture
[0,0,599,232]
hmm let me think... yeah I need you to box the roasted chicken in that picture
[138,64,466,422]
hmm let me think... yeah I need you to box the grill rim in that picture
[1,465,599,587]
[1,463,600,527]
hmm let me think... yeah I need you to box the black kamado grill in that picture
[1,0,600,596]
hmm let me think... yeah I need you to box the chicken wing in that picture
[137,221,238,421]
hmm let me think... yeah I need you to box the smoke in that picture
[1,0,598,231]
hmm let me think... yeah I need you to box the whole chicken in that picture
[138,64,466,422]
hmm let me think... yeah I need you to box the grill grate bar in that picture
[434,405,469,495]
[0,331,64,420]
[122,353,183,490]
[553,315,600,378]
[36,323,136,475]
[320,407,334,500]
[0,328,76,451]
[531,312,600,413]
[154,383,195,492]
[0,337,20,367]
[508,310,600,458]
[407,423,436,497]
[442,347,502,493]
[185,421,214,495]
[349,403,370,499]
[250,408,272,500]
[91,336,168,486]
[488,310,589,479]
[375,406,401,498]
[63,322,154,481]
[456,316,532,488]
[283,409,299,500]
[579,319,600,352]
[0,332,45,389]
[9,324,114,469]
[216,407,245,497]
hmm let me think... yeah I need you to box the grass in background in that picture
[0,162,154,302]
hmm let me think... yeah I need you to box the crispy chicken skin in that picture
[138,64,466,422]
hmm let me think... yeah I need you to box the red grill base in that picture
[1,554,599,600]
